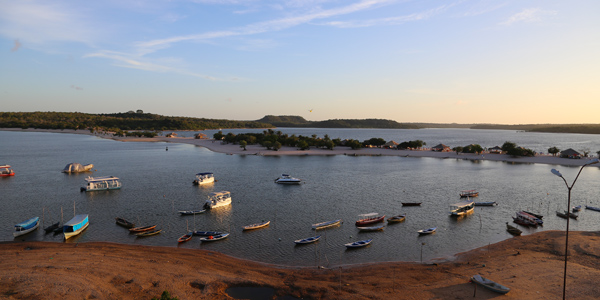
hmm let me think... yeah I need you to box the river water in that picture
[1,129,600,267]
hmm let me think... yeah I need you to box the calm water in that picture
[2,129,600,267]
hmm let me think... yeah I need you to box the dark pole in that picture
[563,186,571,300]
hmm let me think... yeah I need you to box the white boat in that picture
[294,235,321,244]
[450,201,475,216]
[312,219,342,230]
[199,232,230,242]
[193,172,214,185]
[357,224,385,231]
[418,227,437,235]
[203,191,232,209]
[80,176,121,192]
[344,239,372,248]
[13,217,40,237]
[63,214,89,240]
[274,174,302,184]
[470,274,510,294]
[62,163,94,173]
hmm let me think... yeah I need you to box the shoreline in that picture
[2,128,598,167]
[2,231,599,299]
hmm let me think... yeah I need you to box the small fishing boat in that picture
[387,214,406,223]
[401,202,422,206]
[129,225,157,233]
[115,217,135,228]
[193,231,222,236]
[564,211,578,219]
[355,213,385,226]
[199,233,230,242]
[274,174,302,184]
[556,211,570,219]
[204,191,232,209]
[450,201,475,217]
[13,217,40,237]
[135,229,162,237]
[506,222,522,236]
[193,172,215,185]
[294,235,321,244]
[357,225,385,232]
[474,201,497,206]
[177,232,193,243]
[80,176,121,192]
[0,165,15,177]
[512,216,536,226]
[344,238,372,248]
[470,274,510,294]
[312,219,342,230]
[518,211,543,225]
[523,211,543,219]
[63,214,89,240]
[586,205,600,212]
[44,222,60,233]
[418,227,436,235]
[243,220,270,231]
[178,209,206,215]
[460,190,479,198]
[572,205,582,213]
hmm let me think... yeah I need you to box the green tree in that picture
[273,141,282,151]
[239,140,247,151]
[548,146,560,156]
[213,131,224,140]
[297,140,309,150]
[453,146,463,154]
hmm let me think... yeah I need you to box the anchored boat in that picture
[204,191,232,209]
[80,176,121,192]
[63,214,89,240]
[193,172,214,185]
[13,217,40,237]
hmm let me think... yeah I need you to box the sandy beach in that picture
[2,231,599,299]
[2,128,598,167]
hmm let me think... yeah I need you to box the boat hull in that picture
[14,222,39,237]
[470,275,510,294]
[243,221,270,231]
[64,222,89,240]
[312,219,342,230]
[355,216,385,226]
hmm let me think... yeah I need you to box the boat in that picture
[518,211,543,225]
[401,202,422,206]
[387,214,406,223]
[62,163,93,173]
[523,211,543,219]
[357,224,385,231]
[274,174,302,184]
[312,219,342,230]
[135,229,162,237]
[129,225,157,233]
[178,209,206,215]
[586,205,600,212]
[44,222,60,233]
[115,217,135,228]
[294,235,321,244]
[193,231,222,236]
[0,165,15,177]
[470,274,511,294]
[418,227,437,235]
[564,211,578,219]
[474,201,497,206]
[13,217,40,237]
[203,191,232,209]
[450,201,475,216]
[460,190,479,197]
[193,172,214,185]
[80,176,121,192]
[199,232,230,242]
[344,238,372,248]
[512,216,536,226]
[572,205,582,213]
[63,214,89,240]
[243,220,270,231]
[355,213,385,226]
[178,232,193,243]
[506,222,522,236]
[556,211,571,219]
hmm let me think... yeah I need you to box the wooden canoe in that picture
[129,225,157,233]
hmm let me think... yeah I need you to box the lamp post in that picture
[551,158,599,299]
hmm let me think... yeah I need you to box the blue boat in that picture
[63,214,89,240]
[294,235,321,244]
[14,217,40,237]
[193,231,222,236]
[344,238,372,248]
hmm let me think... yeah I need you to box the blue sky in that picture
[1,0,599,124]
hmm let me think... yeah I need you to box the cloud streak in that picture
[11,39,21,52]
[500,8,557,26]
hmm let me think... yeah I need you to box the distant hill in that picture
[256,115,420,129]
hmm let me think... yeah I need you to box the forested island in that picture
[1,111,600,134]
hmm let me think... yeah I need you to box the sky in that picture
[1,0,599,124]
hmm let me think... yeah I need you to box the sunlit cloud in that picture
[500,8,557,26]
[11,39,21,52]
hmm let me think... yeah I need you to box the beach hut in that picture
[488,146,503,154]
[384,141,399,149]
[431,144,451,152]
[194,133,208,139]
[560,148,581,159]
[166,132,178,138]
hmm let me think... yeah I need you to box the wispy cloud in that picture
[320,4,453,28]
[70,85,83,91]
[500,8,557,26]
[11,39,22,52]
